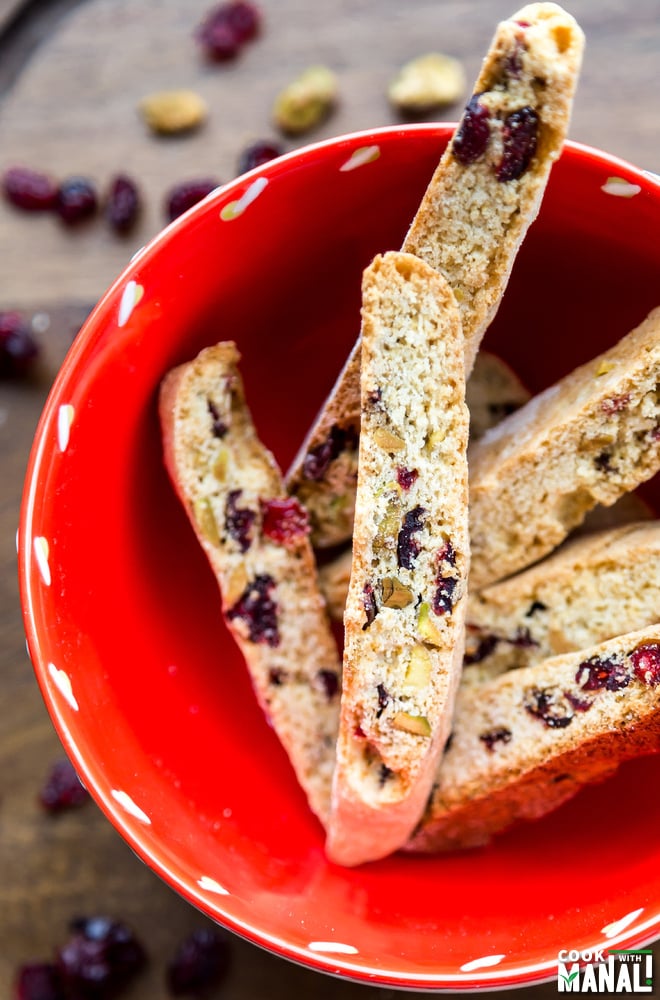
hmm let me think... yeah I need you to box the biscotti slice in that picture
[159,343,341,825]
[469,305,660,589]
[408,625,660,852]
[320,519,660,672]
[326,252,469,867]
[465,520,660,678]
[287,2,584,549]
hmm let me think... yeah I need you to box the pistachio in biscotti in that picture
[193,497,220,545]
[380,576,414,609]
[405,645,432,688]
[391,712,432,738]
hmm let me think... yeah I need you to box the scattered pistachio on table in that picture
[273,66,338,135]
[388,52,466,114]
[139,88,208,135]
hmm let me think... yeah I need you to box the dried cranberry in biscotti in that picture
[225,489,256,552]
[497,106,539,182]
[226,574,279,645]
[260,497,309,546]
[523,686,574,728]
[630,642,660,686]
[397,506,426,569]
[452,94,491,165]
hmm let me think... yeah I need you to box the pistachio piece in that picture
[373,497,401,554]
[273,66,338,135]
[391,711,431,737]
[139,89,207,135]
[417,602,444,647]
[373,427,405,452]
[193,497,220,545]
[212,446,229,481]
[388,53,466,113]
[405,645,432,687]
[380,576,414,609]
[224,564,249,606]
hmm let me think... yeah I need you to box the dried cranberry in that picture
[268,667,286,685]
[464,631,499,665]
[376,683,390,717]
[0,311,39,379]
[226,574,279,645]
[565,690,593,712]
[195,1,260,60]
[362,581,378,630]
[237,139,283,174]
[630,642,660,687]
[302,424,356,481]
[452,94,491,165]
[316,669,339,699]
[396,467,418,491]
[436,539,456,567]
[260,497,309,545]
[3,166,58,211]
[225,489,256,552]
[497,106,539,182]
[105,175,140,234]
[207,399,227,438]
[479,727,512,752]
[397,506,426,570]
[367,387,382,406]
[56,177,98,225]
[14,963,66,1000]
[57,915,146,997]
[504,37,526,78]
[166,927,231,996]
[601,393,631,414]
[509,625,538,648]
[165,178,219,222]
[39,758,89,813]
[523,686,574,728]
[433,576,457,615]
[575,655,629,692]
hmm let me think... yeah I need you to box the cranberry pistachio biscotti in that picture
[469,305,660,589]
[320,519,660,677]
[464,521,660,678]
[408,626,660,852]
[326,252,469,867]
[287,2,584,548]
[159,343,341,824]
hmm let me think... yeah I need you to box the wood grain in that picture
[1,1,660,996]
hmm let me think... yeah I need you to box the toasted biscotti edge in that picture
[408,625,660,852]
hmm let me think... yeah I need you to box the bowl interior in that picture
[20,125,660,989]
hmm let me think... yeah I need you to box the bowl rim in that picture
[18,122,660,991]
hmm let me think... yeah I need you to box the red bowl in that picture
[18,124,660,990]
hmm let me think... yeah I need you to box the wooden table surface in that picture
[1,1,659,997]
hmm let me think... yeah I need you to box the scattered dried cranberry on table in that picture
[105,175,141,234]
[39,758,90,813]
[165,178,219,222]
[237,139,284,174]
[14,962,66,1000]
[3,166,58,211]
[195,1,261,61]
[0,311,39,379]
[166,927,231,996]
[56,915,147,998]
[55,178,98,226]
